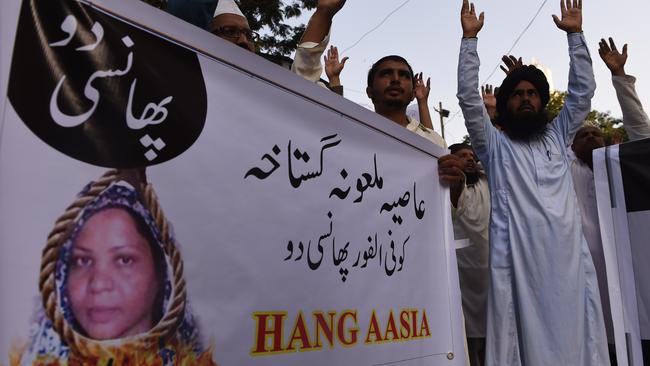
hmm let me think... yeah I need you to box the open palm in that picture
[552,0,582,33]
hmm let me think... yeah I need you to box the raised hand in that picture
[301,0,346,43]
[324,46,348,86]
[552,0,582,33]
[460,0,484,38]
[598,37,627,77]
[500,55,523,75]
[482,84,498,120]
[414,72,431,102]
[317,0,346,16]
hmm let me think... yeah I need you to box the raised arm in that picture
[599,38,650,140]
[481,84,498,122]
[324,45,348,94]
[414,72,434,129]
[550,0,596,145]
[292,0,346,82]
[500,55,523,75]
[457,0,494,163]
[301,0,346,44]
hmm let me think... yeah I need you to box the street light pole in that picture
[434,102,450,140]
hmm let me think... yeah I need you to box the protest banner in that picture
[0,0,466,365]
[594,139,650,366]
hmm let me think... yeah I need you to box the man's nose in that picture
[236,34,251,48]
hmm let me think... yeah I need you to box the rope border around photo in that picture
[38,169,187,356]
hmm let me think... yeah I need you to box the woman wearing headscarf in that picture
[11,170,217,366]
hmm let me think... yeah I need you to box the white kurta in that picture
[291,33,328,85]
[570,73,650,344]
[452,176,490,338]
[457,34,610,366]
[406,116,447,148]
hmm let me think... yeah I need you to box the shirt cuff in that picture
[296,32,330,51]
[462,37,478,48]
[567,32,585,47]
[612,74,637,85]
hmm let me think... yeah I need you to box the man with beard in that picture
[457,0,610,365]
[571,37,650,363]
[494,65,550,141]
[449,143,490,366]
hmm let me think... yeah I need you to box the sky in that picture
[293,0,650,144]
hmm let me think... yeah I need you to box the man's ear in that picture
[366,86,373,99]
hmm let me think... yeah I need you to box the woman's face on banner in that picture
[68,208,159,340]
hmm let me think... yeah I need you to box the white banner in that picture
[0,0,466,365]
[594,139,650,366]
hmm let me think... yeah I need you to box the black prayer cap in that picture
[449,143,473,155]
[496,65,550,118]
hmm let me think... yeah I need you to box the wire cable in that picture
[341,0,411,55]
[445,0,549,128]
[481,0,549,85]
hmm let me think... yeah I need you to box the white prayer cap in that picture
[213,0,245,18]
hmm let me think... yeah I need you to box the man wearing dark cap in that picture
[449,143,490,366]
[457,0,609,365]
[494,65,550,141]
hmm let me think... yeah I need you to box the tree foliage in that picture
[546,91,628,145]
[140,0,315,57]
[240,0,316,57]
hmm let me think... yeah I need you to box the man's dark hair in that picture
[449,143,473,155]
[367,55,415,88]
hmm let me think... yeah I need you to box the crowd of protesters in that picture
[174,0,650,365]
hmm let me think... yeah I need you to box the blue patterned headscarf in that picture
[20,180,205,364]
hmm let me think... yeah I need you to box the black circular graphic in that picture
[8,0,207,168]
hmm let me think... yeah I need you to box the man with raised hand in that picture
[597,37,650,140]
[207,0,349,91]
[570,38,650,362]
[366,55,446,148]
[292,0,347,87]
[324,45,348,95]
[457,0,609,364]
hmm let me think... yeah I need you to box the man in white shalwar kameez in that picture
[208,0,348,93]
[457,0,610,365]
[291,0,347,94]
